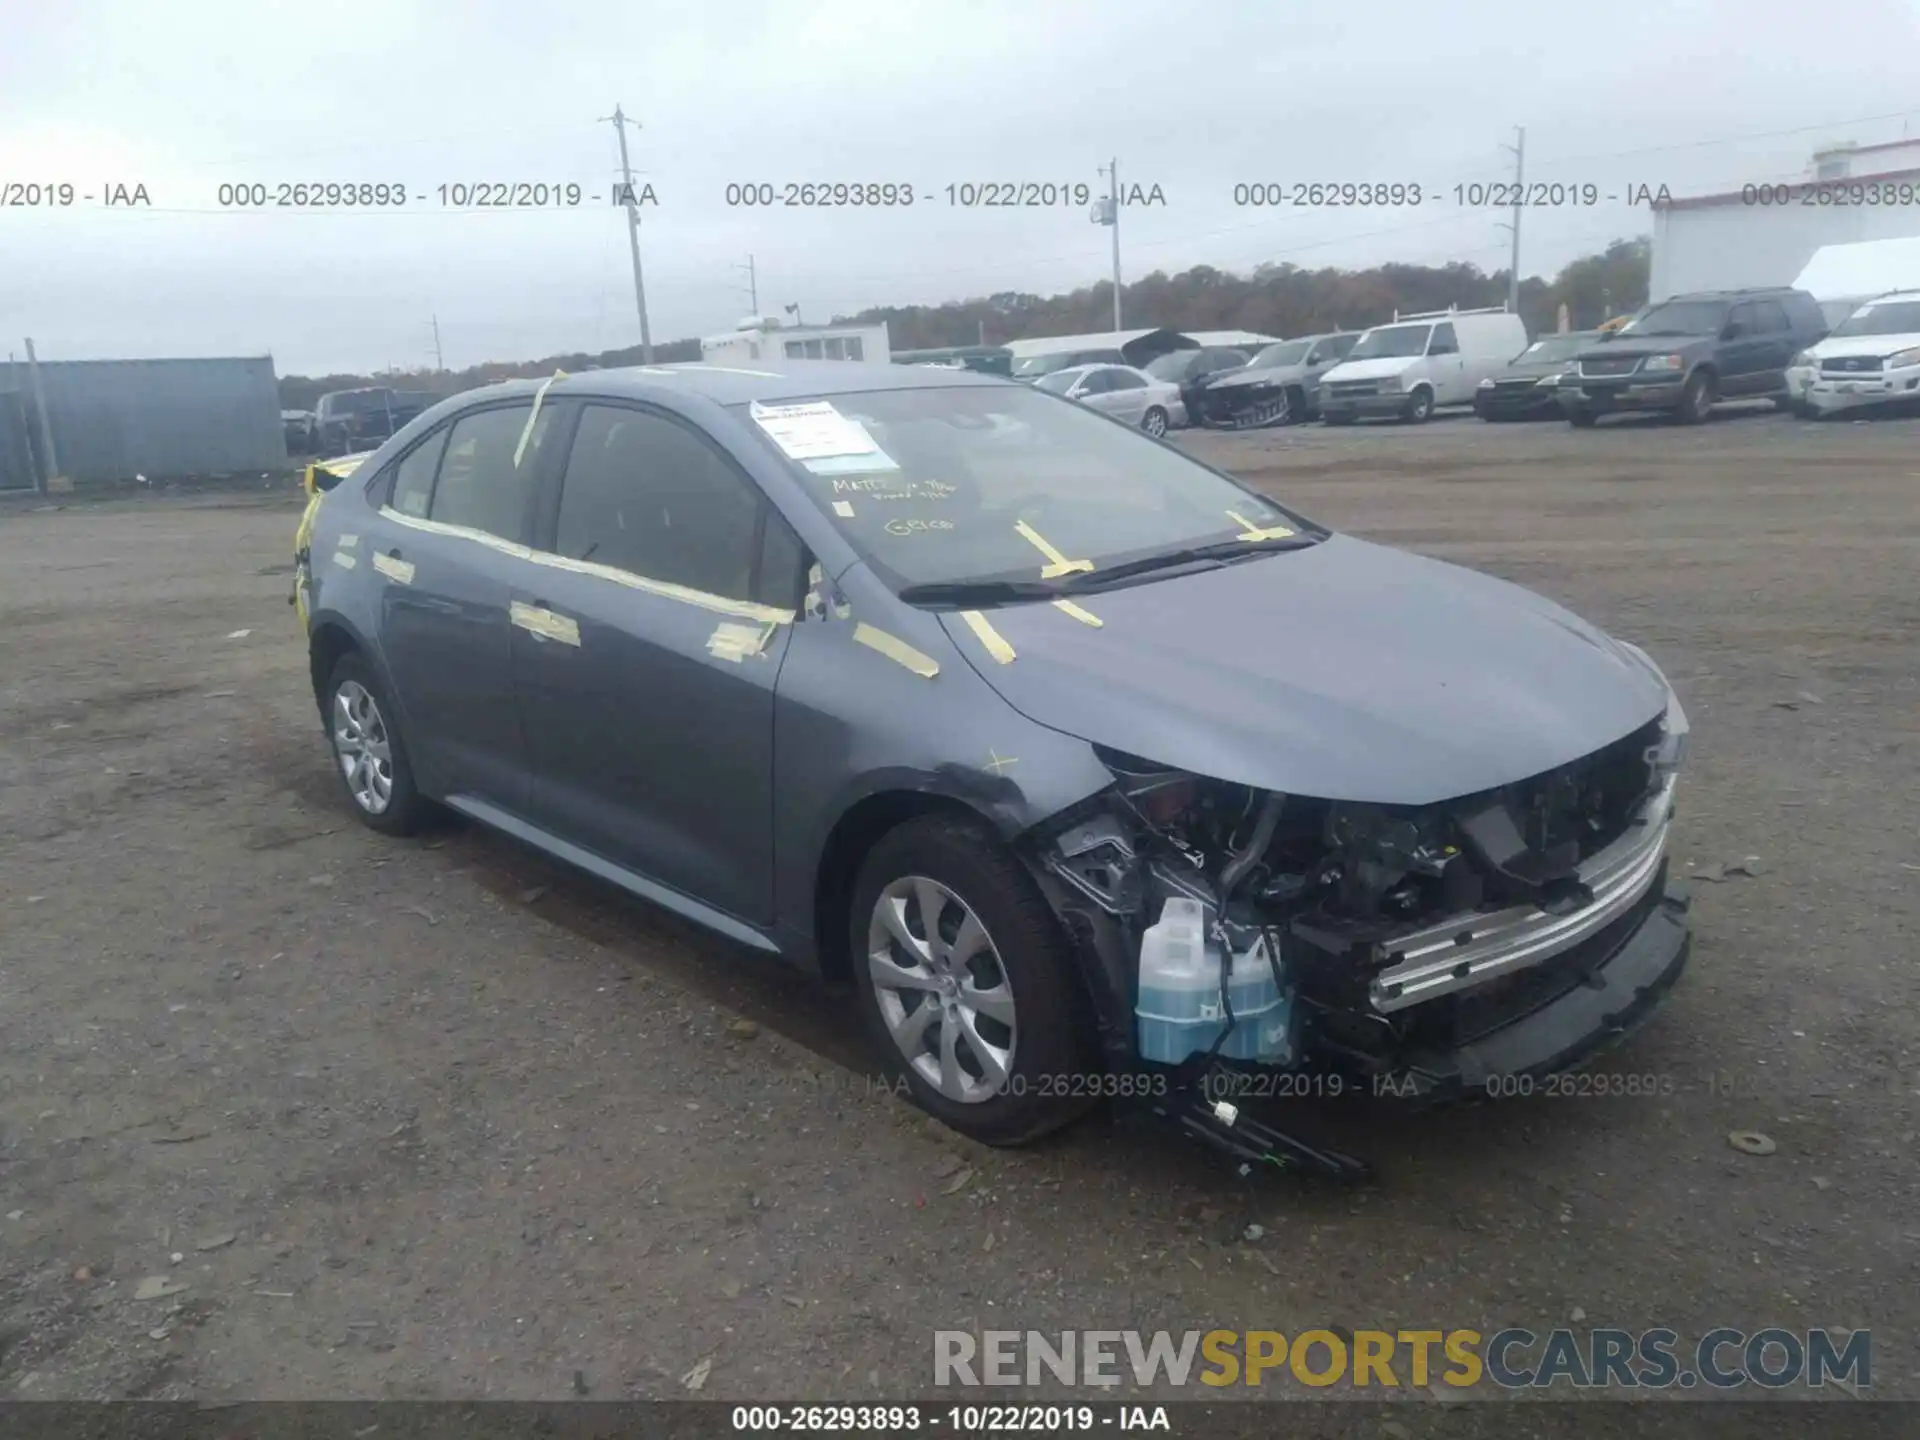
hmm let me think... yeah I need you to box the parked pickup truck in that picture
[312,388,436,457]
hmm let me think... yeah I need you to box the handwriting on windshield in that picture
[884,517,956,537]
[832,477,958,500]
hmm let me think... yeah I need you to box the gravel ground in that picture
[0,405,1915,1414]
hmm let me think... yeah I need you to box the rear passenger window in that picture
[428,404,553,541]
[554,405,764,604]
[1752,300,1790,332]
[387,430,448,519]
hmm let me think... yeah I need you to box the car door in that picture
[1717,301,1773,394]
[1101,368,1153,425]
[1426,322,1466,403]
[372,398,559,807]
[1072,367,1117,413]
[508,400,808,925]
[1746,298,1795,391]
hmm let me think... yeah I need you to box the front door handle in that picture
[510,598,581,648]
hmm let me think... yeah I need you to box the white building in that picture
[699,317,890,367]
[1650,140,1920,300]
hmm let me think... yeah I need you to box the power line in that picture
[1525,107,1920,170]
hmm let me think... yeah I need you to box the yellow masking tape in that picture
[331,551,358,570]
[707,620,776,662]
[372,552,415,585]
[509,600,580,647]
[853,623,940,678]
[379,507,795,626]
[514,370,566,468]
[959,609,1017,664]
[1227,509,1296,541]
[1014,519,1094,578]
[1051,598,1104,627]
[833,500,855,518]
[337,534,359,548]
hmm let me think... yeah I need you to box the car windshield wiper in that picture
[896,578,1063,607]
[1062,533,1318,591]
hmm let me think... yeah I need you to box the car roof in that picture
[447,360,1008,410]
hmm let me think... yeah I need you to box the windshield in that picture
[1033,369,1083,395]
[1143,352,1197,380]
[1620,301,1726,337]
[1346,324,1431,360]
[735,385,1311,590]
[1514,335,1590,364]
[1248,340,1311,368]
[1831,300,1920,338]
[1011,353,1081,378]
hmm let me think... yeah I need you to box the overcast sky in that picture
[4,0,1920,374]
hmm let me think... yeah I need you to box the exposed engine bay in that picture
[1033,693,1689,1094]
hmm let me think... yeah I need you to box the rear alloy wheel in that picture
[1403,386,1435,424]
[1677,370,1715,424]
[1142,406,1169,437]
[325,654,428,836]
[851,815,1096,1145]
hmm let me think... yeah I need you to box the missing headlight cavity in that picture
[1044,718,1673,1077]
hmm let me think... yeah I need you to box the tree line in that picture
[278,237,1649,407]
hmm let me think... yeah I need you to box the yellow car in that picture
[292,452,377,628]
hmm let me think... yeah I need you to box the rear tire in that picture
[1567,408,1598,429]
[850,815,1097,1146]
[322,653,429,837]
[1790,398,1820,420]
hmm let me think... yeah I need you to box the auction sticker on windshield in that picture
[750,399,899,474]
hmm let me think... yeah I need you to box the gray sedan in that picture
[1034,363,1186,435]
[298,361,1692,1168]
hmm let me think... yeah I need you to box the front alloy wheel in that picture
[849,815,1098,1145]
[868,876,1016,1103]
[323,654,428,835]
[333,680,394,814]
[1142,406,1169,437]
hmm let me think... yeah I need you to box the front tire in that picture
[323,653,429,836]
[851,815,1097,1146]
[1677,370,1715,424]
[1403,386,1435,424]
[1567,408,1599,429]
[1141,406,1169,437]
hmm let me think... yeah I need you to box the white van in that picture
[1785,288,1920,418]
[1317,306,1530,424]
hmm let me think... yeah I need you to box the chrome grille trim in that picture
[1367,775,1675,1014]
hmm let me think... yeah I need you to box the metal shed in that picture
[0,354,287,490]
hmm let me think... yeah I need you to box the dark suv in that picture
[1558,288,1828,427]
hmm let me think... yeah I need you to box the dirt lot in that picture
[0,406,1916,1411]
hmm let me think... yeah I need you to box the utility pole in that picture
[24,338,57,495]
[1094,159,1123,330]
[733,254,758,313]
[431,314,444,373]
[605,105,655,363]
[1500,126,1525,314]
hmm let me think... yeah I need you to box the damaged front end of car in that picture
[1021,683,1693,1177]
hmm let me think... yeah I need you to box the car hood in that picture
[1208,364,1308,389]
[1574,336,1711,361]
[1808,332,1920,361]
[1490,359,1567,381]
[936,535,1669,806]
[1321,357,1420,382]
